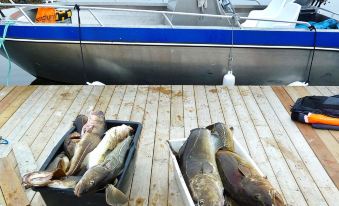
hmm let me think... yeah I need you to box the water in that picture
[0,56,36,85]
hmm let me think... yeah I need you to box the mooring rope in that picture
[0,20,15,86]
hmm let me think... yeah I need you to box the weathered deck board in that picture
[149,86,171,206]
[0,158,29,206]
[0,86,338,206]
[129,86,160,206]
[243,86,305,205]
[269,87,339,205]
[168,85,184,206]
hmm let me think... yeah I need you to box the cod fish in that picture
[214,124,285,206]
[74,136,132,201]
[64,132,81,159]
[46,152,70,173]
[73,114,88,134]
[23,166,67,188]
[47,176,82,189]
[84,124,133,169]
[178,125,228,206]
[66,111,106,176]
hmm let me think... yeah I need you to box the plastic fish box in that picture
[168,138,265,206]
[32,120,142,206]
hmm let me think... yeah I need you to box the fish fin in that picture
[201,162,214,173]
[105,184,128,206]
[238,163,252,178]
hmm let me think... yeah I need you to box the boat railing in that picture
[317,7,339,19]
[0,2,312,28]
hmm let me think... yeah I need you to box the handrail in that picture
[0,3,311,27]
[317,7,339,17]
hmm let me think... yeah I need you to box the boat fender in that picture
[222,71,235,86]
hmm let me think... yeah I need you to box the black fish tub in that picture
[32,120,142,206]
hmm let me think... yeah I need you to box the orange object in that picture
[305,113,339,126]
[35,7,56,23]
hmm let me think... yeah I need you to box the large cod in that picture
[178,123,232,206]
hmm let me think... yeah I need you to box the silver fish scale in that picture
[102,136,132,173]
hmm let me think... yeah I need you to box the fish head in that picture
[74,166,109,197]
[242,178,285,206]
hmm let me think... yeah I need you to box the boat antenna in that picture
[306,25,317,84]
[74,4,88,83]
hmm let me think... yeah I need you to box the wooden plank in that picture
[31,86,82,160]
[12,142,40,202]
[194,85,211,127]
[0,86,46,158]
[0,86,37,128]
[205,86,225,123]
[105,86,126,119]
[269,87,339,205]
[129,86,148,123]
[79,86,104,115]
[294,87,339,162]
[274,86,339,189]
[324,86,339,144]
[94,86,115,112]
[0,158,29,206]
[326,86,339,95]
[129,85,159,206]
[251,86,321,205]
[149,86,171,206]
[0,86,44,136]
[0,86,14,102]
[170,86,184,128]
[0,87,26,114]
[215,86,249,153]
[182,85,197,138]
[117,85,137,121]
[36,86,92,168]
[20,86,71,146]
[227,86,281,192]
[30,193,46,206]
[168,85,184,206]
[0,187,6,206]
[124,86,149,200]
[2,86,59,158]
[243,86,304,203]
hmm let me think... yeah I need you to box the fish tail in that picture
[66,144,92,176]
[105,184,128,205]
[207,123,235,151]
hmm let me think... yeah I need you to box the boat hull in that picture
[1,25,339,85]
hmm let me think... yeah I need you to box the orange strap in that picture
[306,113,339,126]
[35,7,56,23]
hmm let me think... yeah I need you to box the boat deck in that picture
[0,85,338,206]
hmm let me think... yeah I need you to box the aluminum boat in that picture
[0,0,338,85]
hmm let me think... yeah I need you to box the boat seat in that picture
[257,2,301,28]
[241,0,287,27]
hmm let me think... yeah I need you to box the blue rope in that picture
[0,136,8,145]
[0,20,15,86]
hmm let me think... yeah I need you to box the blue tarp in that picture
[296,19,338,29]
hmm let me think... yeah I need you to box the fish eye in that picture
[255,194,261,200]
[198,199,204,206]
[89,180,95,185]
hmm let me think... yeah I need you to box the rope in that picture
[306,25,317,84]
[0,20,15,86]
[74,4,88,83]
[227,14,236,73]
[0,136,8,145]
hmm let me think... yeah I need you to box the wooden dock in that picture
[0,85,338,206]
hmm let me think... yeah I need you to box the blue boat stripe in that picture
[0,25,339,49]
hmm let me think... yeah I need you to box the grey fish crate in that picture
[32,120,142,206]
